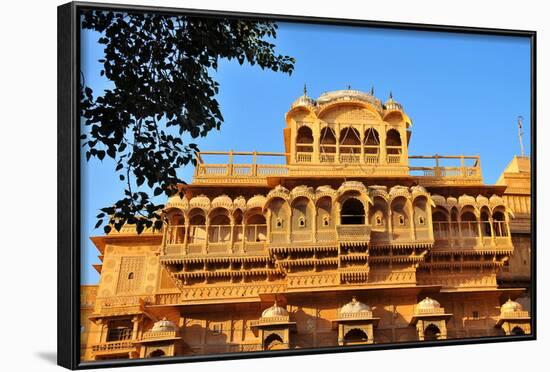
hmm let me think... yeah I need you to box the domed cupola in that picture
[415,297,442,314]
[340,296,372,315]
[384,91,403,111]
[262,299,289,318]
[291,84,316,108]
[151,317,178,332]
[500,298,524,315]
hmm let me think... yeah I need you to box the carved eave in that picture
[410,312,453,326]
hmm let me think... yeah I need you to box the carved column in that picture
[380,126,387,165]
[313,121,320,163]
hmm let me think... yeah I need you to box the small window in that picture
[276,218,283,228]
[323,216,330,226]
[398,215,405,225]
[523,260,527,265]
[298,217,306,228]
[375,215,382,226]
[472,311,479,320]
[418,216,425,225]
[128,272,134,280]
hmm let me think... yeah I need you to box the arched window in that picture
[187,209,206,243]
[340,198,365,225]
[296,126,313,162]
[339,127,361,163]
[209,208,231,243]
[343,328,368,345]
[493,210,507,237]
[424,324,441,341]
[246,210,267,242]
[127,272,134,280]
[511,326,525,336]
[460,210,478,238]
[364,128,380,163]
[320,126,337,162]
[148,349,166,358]
[386,129,402,162]
[264,333,285,350]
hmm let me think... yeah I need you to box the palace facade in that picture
[80,88,532,361]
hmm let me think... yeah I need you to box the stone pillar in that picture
[380,127,387,165]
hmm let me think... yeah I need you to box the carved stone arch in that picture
[266,196,291,232]
[390,195,412,229]
[337,181,372,206]
[263,332,285,350]
[189,194,211,212]
[317,101,383,122]
[208,207,232,225]
[368,185,389,201]
[411,186,434,207]
[369,195,389,239]
[285,105,317,126]
[211,195,233,211]
[315,195,333,229]
[412,194,430,231]
[265,185,290,210]
[290,185,315,204]
[187,207,207,244]
[431,194,449,212]
[163,207,186,225]
[290,195,314,230]
[476,195,490,210]
[165,194,189,212]
[388,185,411,203]
[247,194,267,212]
[458,194,479,217]
[343,327,369,344]
[315,185,337,201]
[338,194,368,225]
[233,195,247,212]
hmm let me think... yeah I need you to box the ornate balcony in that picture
[91,340,136,356]
[432,221,512,251]
[192,151,483,186]
[336,224,371,244]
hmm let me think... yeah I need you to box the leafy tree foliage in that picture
[80,10,295,234]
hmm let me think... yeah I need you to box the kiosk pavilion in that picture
[80,88,532,361]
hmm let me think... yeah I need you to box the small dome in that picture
[417,297,441,311]
[500,299,524,314]
[292,94,316,108]
[151,317,178,332]
[340,297,372,314]
[384,92,403,111]
[262,300,289,318]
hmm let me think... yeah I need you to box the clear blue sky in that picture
[80,19,531,284]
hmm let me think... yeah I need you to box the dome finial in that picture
[370,85,375,95]
[347,84,351,90]
[303,83,308,96]
[389,91,393,99]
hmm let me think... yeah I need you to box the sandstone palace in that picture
[80,88,532,361]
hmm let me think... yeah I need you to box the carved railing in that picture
[336,225,371,242]
[337,310,373,319]
[193,151,483,184]
[251,315,290,326]
[432,221,511,249]
[500,310,529,318]
[92,340,135,353]
[296,152,313,163]
[141,330,179,341]
[413,306,445,316]
[387,154,401,164]
[164,224,267,255]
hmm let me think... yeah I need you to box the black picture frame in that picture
[57,1,537,369]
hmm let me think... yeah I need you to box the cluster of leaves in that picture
[80,10,295,234]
